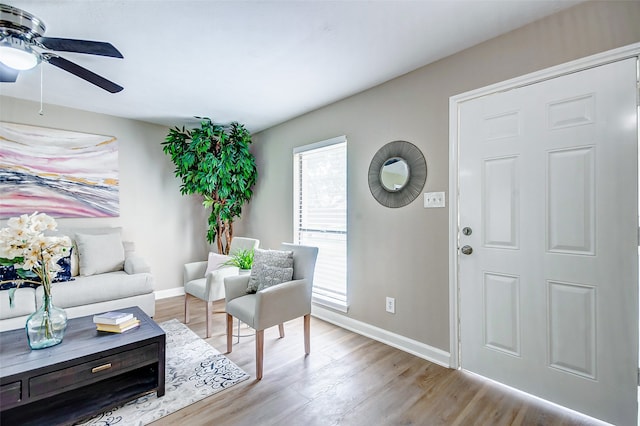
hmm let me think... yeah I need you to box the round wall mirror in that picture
[380,157,410,192]
[368,141,427,208]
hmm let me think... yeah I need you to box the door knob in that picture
[461,245,473,255]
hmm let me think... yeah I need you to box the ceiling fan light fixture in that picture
[0,40,38,70]
[0,4,123,92]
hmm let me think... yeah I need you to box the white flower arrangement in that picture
[0,212,72,303]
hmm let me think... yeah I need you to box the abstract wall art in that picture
[0,122,119,218]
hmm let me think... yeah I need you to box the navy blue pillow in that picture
[0,250,74,291]
[0,264,37,290]
[54,250,73,283]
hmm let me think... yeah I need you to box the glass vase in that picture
[26,292,67,350]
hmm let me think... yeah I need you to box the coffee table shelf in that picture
[0,306,165,426]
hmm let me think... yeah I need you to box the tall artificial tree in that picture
[162,118,257,254]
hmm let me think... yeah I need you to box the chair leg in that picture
[184,293,190,324]
[256,329,264,380]
[206,301,213,338]
[304,314,311,355]
[278,323,285,338]
[226,314,233,353]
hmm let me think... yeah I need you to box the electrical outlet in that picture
[386,297,395,314]
[424,192,446,208]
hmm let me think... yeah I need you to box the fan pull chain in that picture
[38,65,44,116]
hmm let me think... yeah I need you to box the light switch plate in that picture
[424,192,446,208]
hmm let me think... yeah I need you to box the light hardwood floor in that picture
[152,296,599,426]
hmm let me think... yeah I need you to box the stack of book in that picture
[93,311,140,333]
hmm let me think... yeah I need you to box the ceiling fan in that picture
[0,4,123,93]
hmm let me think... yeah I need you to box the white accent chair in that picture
[183,237,260,338]
[224,243,318,379]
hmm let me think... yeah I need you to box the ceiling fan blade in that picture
[46,56,123,93]
[0,62,19,82]
[37,37,123,58]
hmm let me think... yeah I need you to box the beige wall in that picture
[244,1,640,352]
[0,98,210,293]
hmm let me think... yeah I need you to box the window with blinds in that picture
[293,136,347,312]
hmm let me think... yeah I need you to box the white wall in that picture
[0,97,210,293]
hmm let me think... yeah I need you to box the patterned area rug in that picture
[77,319,250,426]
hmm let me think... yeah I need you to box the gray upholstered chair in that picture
[224,243,319,379]
[183,237,259,338]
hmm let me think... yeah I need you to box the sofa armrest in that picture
[224,275,250,303]
[183,261,208,285]
[124,256,150,274]
[254,279,310,330]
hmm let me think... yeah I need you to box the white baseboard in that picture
[154,288,451,367]
[155,287,185,300]
[311,304,451,368]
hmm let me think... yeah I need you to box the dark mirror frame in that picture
[368,140,427,208]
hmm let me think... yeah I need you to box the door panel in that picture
[483,156,520,249]
[458,58,638,425]
[547,280,596,379]
[483,272,521,356]
[547,147,595,254]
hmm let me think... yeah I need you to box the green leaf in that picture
[0,257,23,266]
[162,117,257,249]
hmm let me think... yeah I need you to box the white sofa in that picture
[0,228,155,332]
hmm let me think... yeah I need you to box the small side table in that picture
[233,318,255,343]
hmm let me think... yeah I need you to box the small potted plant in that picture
[224,248,254,274]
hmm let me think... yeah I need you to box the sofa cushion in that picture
[0,287,36,319]
[124,256,151,274]
[70,241,133,277]
[38,271,154,309]
[53,227,123,277]
[75,232,125,276]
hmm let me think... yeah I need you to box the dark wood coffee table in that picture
[0,306,165,426]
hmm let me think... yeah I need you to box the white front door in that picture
[458,57,638,425]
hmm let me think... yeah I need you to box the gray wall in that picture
[0,98,210,293]
[2,1,638,352]
[242,1,640,352]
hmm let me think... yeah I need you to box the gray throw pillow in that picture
[256,265,294,292]
[247,249,294,293]
[75,231,125,276]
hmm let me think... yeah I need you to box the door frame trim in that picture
[448,42,640,369]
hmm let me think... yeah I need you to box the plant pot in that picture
[26,293,67,350]
[239,269,251,275]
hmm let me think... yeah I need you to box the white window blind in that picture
[293,136,347,312]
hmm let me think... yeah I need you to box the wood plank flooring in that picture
[151,296,600,426]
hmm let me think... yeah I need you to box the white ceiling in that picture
[0,0,582,132]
